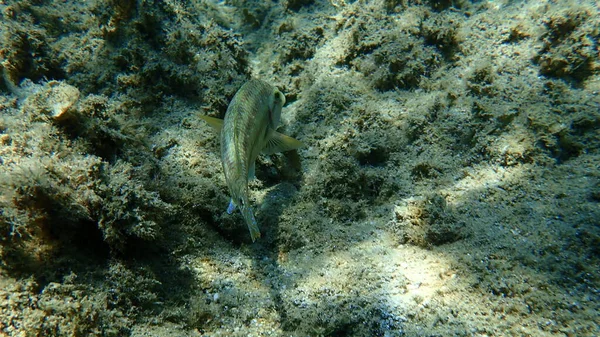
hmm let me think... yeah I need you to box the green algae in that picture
[0,0,598,336]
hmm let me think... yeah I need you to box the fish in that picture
[199,79,303,242]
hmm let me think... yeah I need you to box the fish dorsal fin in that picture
[198,115,224,133]
[262,131,303,155]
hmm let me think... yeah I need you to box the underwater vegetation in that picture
[0,0,598,336]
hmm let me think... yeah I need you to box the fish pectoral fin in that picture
[198,115,224,133]
[262,131,303,155]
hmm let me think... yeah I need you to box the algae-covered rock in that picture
[1,0,599,336]
[534,5,600,84]
[18,80,81,120]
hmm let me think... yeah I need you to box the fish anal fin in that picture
[262,132,303,155]
[227,199,236,214]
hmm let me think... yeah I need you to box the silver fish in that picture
[200,79,303,241]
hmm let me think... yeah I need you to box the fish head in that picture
[267,88,286,129]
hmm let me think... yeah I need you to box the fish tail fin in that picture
[241,206,261,242]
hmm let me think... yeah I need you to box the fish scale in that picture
[199,79,303,242]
